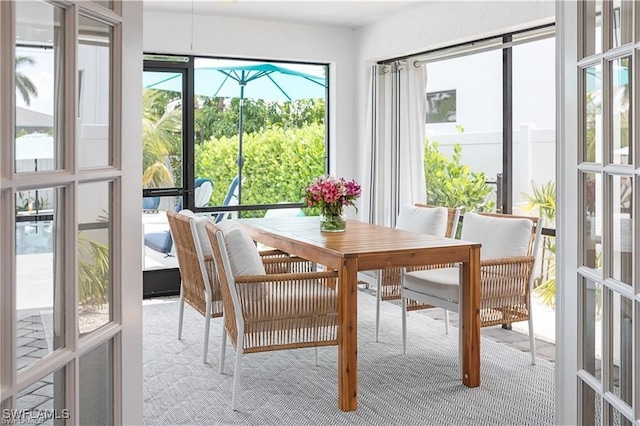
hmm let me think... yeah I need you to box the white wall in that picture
[143,10,359,181]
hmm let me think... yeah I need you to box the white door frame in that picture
[555,1,579,424]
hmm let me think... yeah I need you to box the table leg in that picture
[461,246,481,387]
[337,256,358,411]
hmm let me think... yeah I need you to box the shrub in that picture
[195,123,326,216]
[424,140,495,213]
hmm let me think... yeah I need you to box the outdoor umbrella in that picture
[144,62,326,204]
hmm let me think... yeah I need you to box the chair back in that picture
[205,221,241,345]
[166,211,212,317]
[461,212,541,260]
[194,178,214,207]
[414,204,462,238]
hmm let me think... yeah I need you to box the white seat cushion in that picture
[178,209,213,256]
[403,267,460,303]
[461,213,533,260]
[395,204,448,236]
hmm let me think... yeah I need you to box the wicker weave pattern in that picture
[478,255,536,326]
[167,211,223,319]
[205,222,338,354]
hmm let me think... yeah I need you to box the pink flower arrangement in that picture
[304,175,362,216]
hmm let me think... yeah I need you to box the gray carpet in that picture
[143,290,555,425]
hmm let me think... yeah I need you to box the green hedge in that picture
[193,125,494,217]
[195,124,326,216]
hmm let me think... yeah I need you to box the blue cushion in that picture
[144,230,173,254]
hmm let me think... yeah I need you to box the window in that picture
[426,90,456,123]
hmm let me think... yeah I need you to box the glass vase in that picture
[320,212,347,232]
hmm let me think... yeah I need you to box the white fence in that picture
[426,123,555,215]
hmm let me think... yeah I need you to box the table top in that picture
[240,216,480,270]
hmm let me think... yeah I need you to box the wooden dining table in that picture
[240,216,481,412]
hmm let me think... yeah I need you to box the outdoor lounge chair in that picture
[143,178,213,255]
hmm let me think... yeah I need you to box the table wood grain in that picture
[240,216,482,411]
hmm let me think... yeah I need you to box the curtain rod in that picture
[378,22,555,66]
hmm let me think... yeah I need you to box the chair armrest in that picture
[406,263,458,273]
[234,270,338,284]
[259,249,290,258]
[233,271,339,317]
[480,255,536,299]
[260,250,317,274]
[480,255,535,274]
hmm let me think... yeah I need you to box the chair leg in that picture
[401,294,407,355]
[203,299,211,364]
[528,319,537,365]
[219,329,227,374]
[314,347,319,366]
[177,289,185,340]
[375,271,382,342]
[444,309,450,335]
[232,345,244,411]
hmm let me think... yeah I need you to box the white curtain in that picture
[363,61,428,227]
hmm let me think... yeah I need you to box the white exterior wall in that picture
[143,10,359,183]
[429,125,555,212]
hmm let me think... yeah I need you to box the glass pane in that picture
[582,0,603,57]
[192,58,327,216]
[584,64,602,163]
[581,278,602,380]
[606,402,633,426]
[512,36,556,218]
[16,367,68,425]
[612,0,633,48]
[79,340,113,425]
[583,173,602,270]
[611,175,632,284]
[15,187,64,371]
[91,0,113,10]
[610,57,631,165]
[77,182,112,334]
[142,194,180,271]
[14,1,64,172]
[78,15,112,168]
[142,71,183,190]
[579,380,601,425]
[609,293,632,407]
[423,49,502,213]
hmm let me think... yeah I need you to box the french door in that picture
[559,0,639,424]
[0,1,142,424]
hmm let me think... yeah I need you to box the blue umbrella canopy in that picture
[144,63,326,101]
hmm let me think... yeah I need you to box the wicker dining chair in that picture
[401,212,542,365]
[374,204,461,341]
[205,221,338,410]
[168,212,317,364]
[167,210,223,364]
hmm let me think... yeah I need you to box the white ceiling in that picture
[143,0,426,29]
